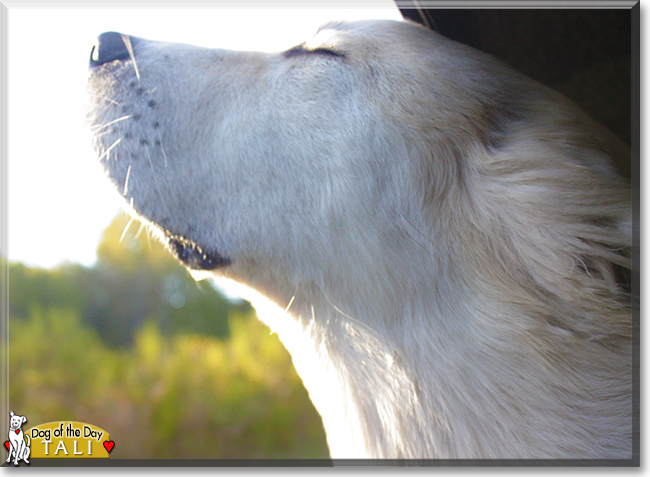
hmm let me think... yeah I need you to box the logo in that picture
[4,413,114,464]
[5,412,31,466]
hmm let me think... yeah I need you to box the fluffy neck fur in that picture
[222,127,632,460]
[226,211,631,460]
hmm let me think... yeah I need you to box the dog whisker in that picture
[96,137,122,162]
[119,215,135,243]
[320,289,376,337]
[92,115,131,132]
[144,146,175,222]
[134,220,153,251]
[144,146,163,194]
[144,224,153,250]
[120,33,140,83]
[101,96,120,105]
[123,164,132,195]
[134,220,146,240]
[284,294,296,313]
[157,131,169,168]
[93,130,113,138]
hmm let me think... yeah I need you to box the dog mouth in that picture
[164,232,231,271]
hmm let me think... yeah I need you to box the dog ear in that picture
[20,416,26,425]
[9,411,14,418]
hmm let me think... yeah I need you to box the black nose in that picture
[89,32,136,67]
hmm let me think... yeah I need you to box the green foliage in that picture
[9,308,329,458]
[7,213,330,459]
[9,214,251,346]
[9,308,110,422]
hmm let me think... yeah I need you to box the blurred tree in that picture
[8,262,87,318]
[9,307,330,459]
[9,213,251,347]
[7,214,330,459]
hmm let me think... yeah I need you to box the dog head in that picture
[86,21,493,284]
[9,412,26,432]
[86,20,630,312]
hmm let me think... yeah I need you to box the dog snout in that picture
[89,31,137,67]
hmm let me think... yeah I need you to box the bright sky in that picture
[6,3,402,270]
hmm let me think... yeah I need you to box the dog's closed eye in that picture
[283,44,345,59]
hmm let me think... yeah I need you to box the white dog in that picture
[87,20,634,460]
[6,412,30,466]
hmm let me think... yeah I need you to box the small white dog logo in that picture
[6,412,30,466]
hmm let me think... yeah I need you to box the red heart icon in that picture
[103,441,115,453]
[15,430,19,434]
[4,441,9,451]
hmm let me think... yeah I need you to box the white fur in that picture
[87,20,633,459]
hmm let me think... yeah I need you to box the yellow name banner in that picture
[26,422,112,459]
